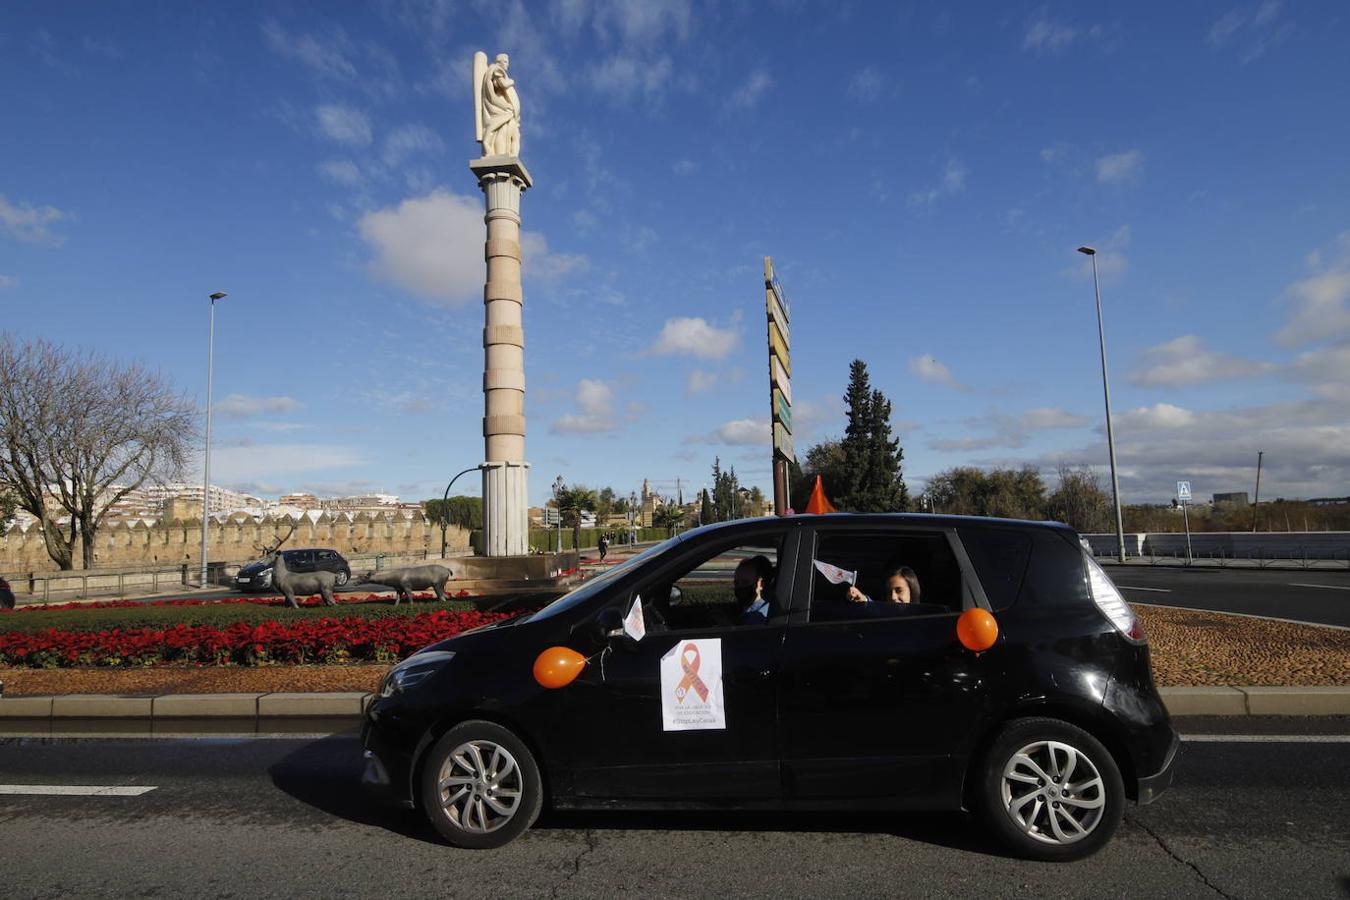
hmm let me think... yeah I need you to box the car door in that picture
[315,550,338,573]
[777,523,993,808]
[561,524,799,802]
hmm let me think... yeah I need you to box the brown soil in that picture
[1,606,1346,697]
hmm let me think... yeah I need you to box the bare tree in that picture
[1046,463,1112,533]
[0,334,198,569]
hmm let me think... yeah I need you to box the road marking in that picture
[1118,585,1172,593]
[0,784,158,796]
[1288,583,1350,592]
[1181,734,1350,744]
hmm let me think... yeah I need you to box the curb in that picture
[2,688,1348,732]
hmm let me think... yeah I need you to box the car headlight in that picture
[380,650,457,697]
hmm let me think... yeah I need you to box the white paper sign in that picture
[659,639,725,731]
[623,595,646,642]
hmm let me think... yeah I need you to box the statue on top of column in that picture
[474,51,521,158]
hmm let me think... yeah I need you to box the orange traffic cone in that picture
[804,475,837,514]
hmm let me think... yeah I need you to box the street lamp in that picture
[201,291,226,589]
[1077,247,1126,563]
[439,466,479,558]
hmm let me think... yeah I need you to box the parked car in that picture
[0,576,13,610]
[362,514,1177,860]
[233,549,351,592]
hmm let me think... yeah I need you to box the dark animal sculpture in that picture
[256,523,338,610]
[358,564,453,605]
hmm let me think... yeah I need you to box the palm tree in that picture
[554,484,597,549]
[653,503,685,536]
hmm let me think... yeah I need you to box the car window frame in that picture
[623,522,802,636]
[791,522,991,625]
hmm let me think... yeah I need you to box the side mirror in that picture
[594,606,628,643]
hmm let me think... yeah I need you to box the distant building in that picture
[146,483,262,516]
[278,493,320,510]
[1213,491,1250,507]
[321,493,400,512]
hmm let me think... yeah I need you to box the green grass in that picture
[1,598,482,634]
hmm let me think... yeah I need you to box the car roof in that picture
[686,513,1078,538]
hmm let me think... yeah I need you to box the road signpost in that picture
[765,257,794,515]
[1177,481,1193,564]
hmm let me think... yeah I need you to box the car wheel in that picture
[419,720,543,849]
[978,717,1124,862]
[335,570,350,587]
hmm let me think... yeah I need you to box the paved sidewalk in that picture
[3,686,1348,736]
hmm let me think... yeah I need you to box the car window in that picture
[808,530,962,622]
[638,535,785,633]
[957,526,1032,612]
[317,550,336,561]
[527,534,685,623]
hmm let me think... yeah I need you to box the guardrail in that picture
[2,550,437,603]
[1083,532,1350,569]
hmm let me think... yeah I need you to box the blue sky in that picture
[3,1,1348,508]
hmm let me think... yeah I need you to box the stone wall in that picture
[0,512,471,575]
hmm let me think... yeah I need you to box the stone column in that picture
[471,156,532,556]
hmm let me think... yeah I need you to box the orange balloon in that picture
[533,646,587,689]
[957,608,999,652]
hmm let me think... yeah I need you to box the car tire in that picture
[419,720,543,850]
[335,570,350,587]
[977,717,1124,862]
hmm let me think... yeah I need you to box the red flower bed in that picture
[0,609,511,668]
[2,590,476,614]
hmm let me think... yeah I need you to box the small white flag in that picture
[813,560,857,585]
[623,594,646,642]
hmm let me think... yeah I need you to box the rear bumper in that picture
[1136,729,1180,805]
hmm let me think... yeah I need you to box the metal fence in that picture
[1083,532,1350,568]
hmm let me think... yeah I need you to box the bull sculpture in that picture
[358,564,453,605]
[255,523,338,610]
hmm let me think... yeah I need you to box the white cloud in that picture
[686,369,717,395]
[727,68,774,110]
[1115,402,1198,430]
[672,158,698,176]
[208,443,367,483]
[1284,341,1350,386]
[316,159,362,185]
[0,194,70,246]
[1023,14,1079,52]
[1071,224,1131,280]
[928,406,1089,451]
[1095,150,1144,184]
[908,354,966,390]
[908,158,967,207]
[1276,235,1350,347]
[593,0,695,45]
[1207,1,1289,62]
[315,104,372,146]
[685,418,772,447]
[550,378,617,434]
[217,394,301,419]
[848,66,885,102]
[261,19,358,81]
[588,53,675,103]
[0,275,16,289]
[382,124,444,167]
[358,191,584,305]
[1021,407,1092,430]
[1130,335,1275,386]
[650,317,739,359]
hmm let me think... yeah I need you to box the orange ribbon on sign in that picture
[674,642,709,704]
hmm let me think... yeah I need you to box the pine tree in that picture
[837,359,909,512]
[700,488,713,525]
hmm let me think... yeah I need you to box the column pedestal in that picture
[480,460,530,557]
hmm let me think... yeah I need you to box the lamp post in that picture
[629,490,638,545]
[552,475,564,553]
[1077,247,1126,563]
[201,291,226,589]
[440,466,479,558]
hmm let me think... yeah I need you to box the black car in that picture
[0,576,13,610]
[362,514,1177,860]
[233,548,351,592]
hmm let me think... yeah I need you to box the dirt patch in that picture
[1,606,1346,697]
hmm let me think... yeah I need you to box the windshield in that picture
[528,535,684,622]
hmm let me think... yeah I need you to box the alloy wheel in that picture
[435,740,524,834]
[1000,739,1106,845]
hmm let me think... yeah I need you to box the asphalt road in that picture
[1,723,1347,899]
[1105,567,1350,628]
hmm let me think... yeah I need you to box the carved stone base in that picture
[481,460,530,557]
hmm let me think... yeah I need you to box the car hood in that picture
[237,560,272,575]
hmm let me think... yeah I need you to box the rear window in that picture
[1021,531,1091,609]
[957,526,1032,611]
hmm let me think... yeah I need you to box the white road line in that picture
[0,784,158,796]
[1180,734,1350,744]
[1118,585,1172,593]
[1288,583,1350,592]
